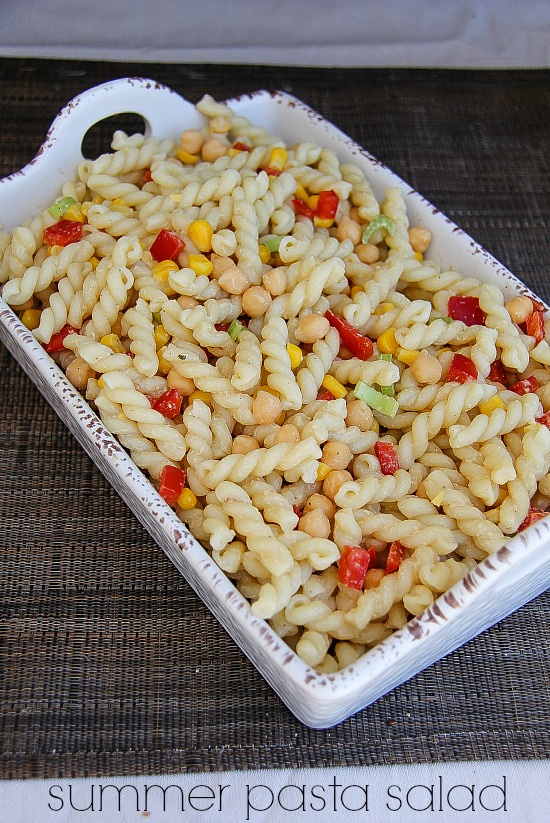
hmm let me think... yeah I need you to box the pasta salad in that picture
[2,94,549,673]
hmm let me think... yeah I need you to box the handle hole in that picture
[81,113,147,160]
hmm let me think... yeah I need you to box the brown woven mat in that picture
[0,60,549,780]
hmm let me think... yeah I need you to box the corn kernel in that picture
[268,147,288,171]
[153,260,179,283]
[228,148,242,157]
[377,327,398,355]
[80,202,90,216]
[307,195,319,210]
[294,183,309,201]
[479,396,506,416]
[154,325,170,348]
[63,204,84,222]
[189,390,211,405]
[286,343,303,369]
[97,376,106,389]
[397,347,419,365]
[21,309,41,331]
[373,302,394,315]
[89,256,100,269]
[92,195,103,205]
[350,286,363,298]
[176,149,199,164]
[48,245,62,256]
[430,491,444,507]
[188,219,213,253]
[314,216,334,229]
[177,488,197,510]
[188,253,213,276]
[157,346,171,375]
[100,333,125,353]
[321,374,347,399]
[414,251,423,262]
[258,244,271,264]
[370,419,380,434]
[317,462,331,481]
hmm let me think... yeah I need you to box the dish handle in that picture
[0,77,200,231]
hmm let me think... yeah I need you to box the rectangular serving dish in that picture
[1,78,549,728]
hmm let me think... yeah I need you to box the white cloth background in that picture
[0,0,549,66]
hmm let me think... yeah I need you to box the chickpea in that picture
[322,469,353,501]
[232,435,259,454]
[298,508,331,539]
[272,423,301,445]
[201,136,228,162]
[321,440,352,471]
[349,207,362,223]
[242,285,272,318]
[217,265,249,295]
[166,368,195,396]
[411,349,443,385]
[354,242,379,264]
[303,493,335,520]
[179,128,204,155]
[65,357,95,392]
[177,295,199,310]
[262,268,287,296]
[210,254,234,279]
[505,295,533,324]
[336,217,362,245]
[364,568,386,589]
[294,314,330,344]
[346,398,374,432]
[252,390,282,424]
[408,226,432,254]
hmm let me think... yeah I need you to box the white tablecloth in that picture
[0,0,549,66]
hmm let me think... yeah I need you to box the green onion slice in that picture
[264,236,281,253]
[353,380,399,417]
[361,214,395,245]
[48,196,77,218]
[228,318,244,340]
[377,353,393,362]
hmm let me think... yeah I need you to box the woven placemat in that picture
[0,59,549,780]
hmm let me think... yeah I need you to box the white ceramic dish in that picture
[1,78,549,728]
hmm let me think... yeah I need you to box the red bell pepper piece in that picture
[367,546,378,569]
[509,375,539,395]
[43,324,78,353]
[488,358,507,385]
[262,166,281,177]
[315,190,339,220]
[324,310,374,361]
[214,322,231,332]
[529,296,546,313]
[292,504,302,519]
[374,441,400,476]
[536,410,550,428]
[338,545,372,590]
[447,295,486,327]
[291,198,315,220]
[150,388,183,419]
[43,219,83,247]
[150,228,185,262]
[518,506,548,532]
[317,390,334,401]
[526,310,545,343]
[232,141,250,152]
[385,541,406,574]
[143,169,153,183]
[158,465,186,505]
[447,353,478,384]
